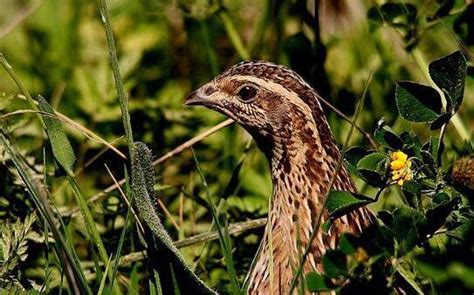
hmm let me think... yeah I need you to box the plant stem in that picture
[219,11,250,60]
[67,175,119,287]
[69,119,234,217]
[98,0,134,154]
[191,149,242,294]
[0,132,91,294]
[437,122,448,165]
[68,173,123,294]
[200,20,219,76]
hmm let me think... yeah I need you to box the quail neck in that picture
[185,61,374,294]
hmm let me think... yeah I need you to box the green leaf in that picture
[170,264,181,295]
[356,152,389,187]
[37,95,76,175]
[0,132,91,294]
[446,222,471,241]
[128,264,140,294]
[430,112,452,130]
[321,220,332,233]
[416,260,474,288]
[433,192,449,204]
[429,51,467,112]
[97,255,113,295]
[132,143,215,295]
[415,261,448,284]
[322,250,347,278]
[391,206,427,254]
[428,0,455,20]
[401,180,421,208]
[395,81,442,122]
[326,190,374,220]
[425,195,461,235]
[357,152,388,173]
[395,260,424,295]
[402,180,421,196]
[400,131,423,159]
[429,137,443,164]
[344,146,370,177]
[374,123,403,149]
[305,272,335,292]
[148,269,162,295]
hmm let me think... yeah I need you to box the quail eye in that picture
[237,85,257,102]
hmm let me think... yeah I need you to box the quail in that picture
[185,61,375,294]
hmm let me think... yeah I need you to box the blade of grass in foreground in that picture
[191,149,242,295]
[149,269,163,295]
[1,53,117,290]
[0,131,91,294]
[98,255,113,295]
[108,167,134,293]
[98,0,134,154]
[131,142,215,294]
[37,95,121,291]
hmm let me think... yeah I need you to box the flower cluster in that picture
[390,151,413,186]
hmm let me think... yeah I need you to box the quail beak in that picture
[184,89,211,107]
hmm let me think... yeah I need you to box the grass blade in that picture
[98,255,114,295]
[0,131,91,294]
[98,0,134,153]
[37,95,76,175]
[36,95,119,292]
[191,149,241,294]
[131,142,215,294]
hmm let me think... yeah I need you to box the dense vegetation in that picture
[0,0,473,294]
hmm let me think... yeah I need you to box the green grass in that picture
[0,0,473,294]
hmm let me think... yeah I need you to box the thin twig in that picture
[176,218,266,248]
[156,198,180,231]
[316,95,378,148]
[55,112,126,159]
[104,164,145,234]
[1,109,126,159]
[111,218,267,268]
[154,119,234,165]
[68,119,234,216]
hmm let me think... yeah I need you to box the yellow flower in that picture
[389,150,413,186]
[354,247,369,263]
[390,160,405,170]
[391,150,408,162]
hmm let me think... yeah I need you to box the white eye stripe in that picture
[230,75,315,124]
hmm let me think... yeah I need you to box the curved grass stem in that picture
[98,0,134,154]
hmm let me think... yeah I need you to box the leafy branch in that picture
[307,51,472,293]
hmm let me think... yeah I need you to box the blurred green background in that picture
[0,0,473,293]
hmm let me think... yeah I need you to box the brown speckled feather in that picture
[186,61,375,294]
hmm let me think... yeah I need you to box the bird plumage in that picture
[186,61,375,294]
